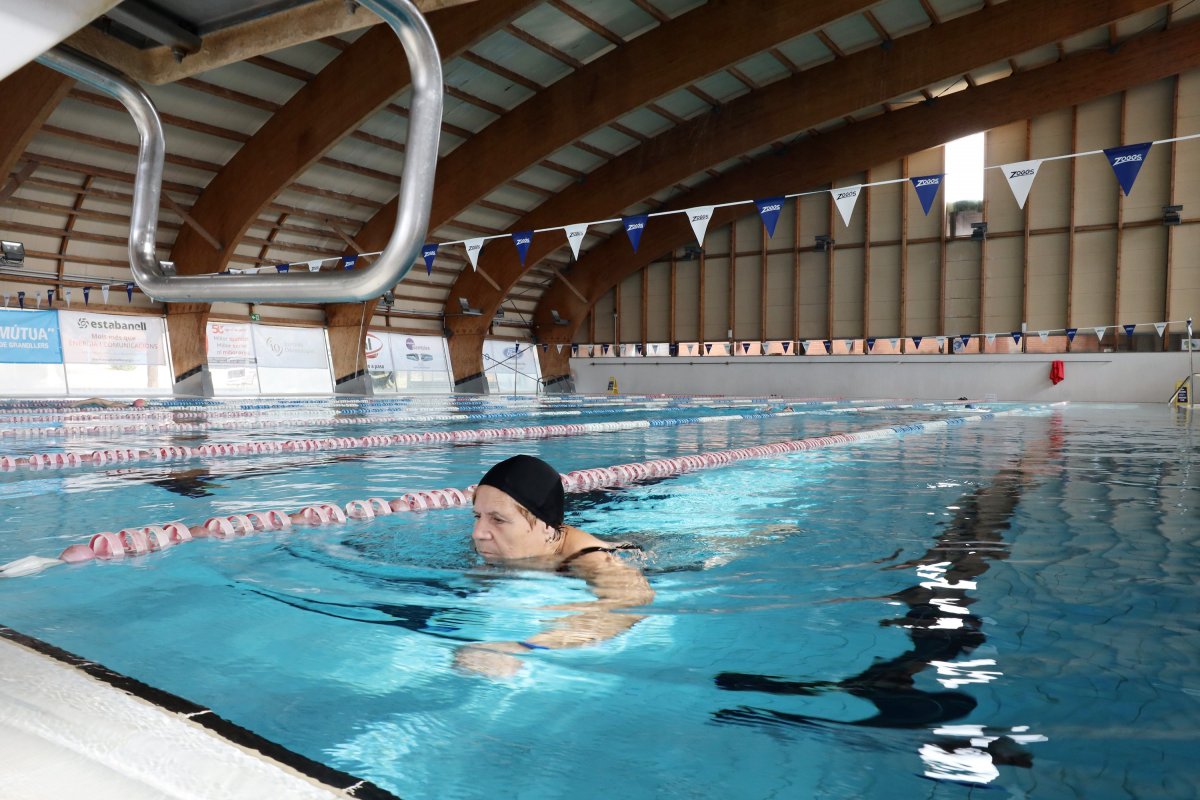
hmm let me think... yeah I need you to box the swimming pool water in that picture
[1,399,1197,798]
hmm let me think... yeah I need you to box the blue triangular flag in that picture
[1066,327,1077,342]
[910,174,943,216]
[422,244,439,275]
[781,341,791,354]
[83,287,91,305]
[275,263,289,273]
[1103,142,1152,196]
[343,255,357,270]
[704,343,712,354]
[47,289,54,306]
[571,345,579,357]
[1123,323,1136,337]
[755,197,785,238]
[623,215,648,252]
[17,291,25,309]
[511,230,533,266]
[741,342,750,354]
[126,283,134,301]
[823,340,832,354]
[866,337,876,351]
[912,336,922,349]
[959,334,970,347]
[1012,331,1022,344]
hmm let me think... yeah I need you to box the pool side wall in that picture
[570,352,1195,402]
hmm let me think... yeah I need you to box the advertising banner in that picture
[0,309,62,364]
[59,311,166,366]
[394,334,448,373]
[206,321,255,366]
[251,325,329,370]
[365,331,394,377]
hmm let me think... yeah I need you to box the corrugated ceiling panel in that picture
[578,126,641,156]
[821,13,881,55]
[470,30,571,88]
[483,184,546,212]
[775,32,834,70]
[509,163,576,194]
[652,0,706,19]
[444,58,537,112]
[732,51,792,88]
[612,106,674,138]
[651,88,710,121]
[869,0,933,37]
[194,60,304,108]
[513,4,613,64]
[143,83,272,137]
[260,38,344,77]
[546,143,605,173]
[969,60,1013,86]
[690,70,751,104]
[1061,26,1109,55]
[562,0,659,40]
[453,205,516,231]
[927,0,984,23]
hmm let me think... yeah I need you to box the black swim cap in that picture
[477,454,564,529]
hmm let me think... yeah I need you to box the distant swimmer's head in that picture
[132,398,147,408]
[471,455,565,562]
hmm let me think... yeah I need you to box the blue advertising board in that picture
[0,309,63,364]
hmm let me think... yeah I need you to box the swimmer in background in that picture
[457,454,654,676]
[68,397,146,409]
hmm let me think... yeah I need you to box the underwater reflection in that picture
[712,425,1064,782]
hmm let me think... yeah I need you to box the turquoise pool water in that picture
[0,399,1197,798]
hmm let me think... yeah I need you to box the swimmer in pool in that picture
[68,397,146,409]
[456,454,654,676]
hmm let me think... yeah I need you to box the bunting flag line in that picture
[1038,330,1049,342]
[422,244,439,275]
[1066,328,1077,343]
[306,260,323,272]
[101,285,110,304]
[47,289,54,306]
[464,238,485,271]
[17,291,25,309]
[276,263,289,273]
[755,197,785,238]
[985,334,996,346]
[64,288,72,307]
[910,174,943,216]
[623,215,648,253]
[912,336,923,349]
[1095,326,1106,342]
[602,344,610,356]
[34,294,41,309]
[1001,159,1043,209]
[888,338,899,350]
[704,343,712,355]
[126,283,134,302]
[781,341,792,354]
[1011,331,1022,345]
[83,287,91,305]
[866,337,876,351]
[959,334,971,348]
[1103,142,1152,196]
[823,340,832,354]
[832,184,862,227]
[343,255,357,270]
[935,336,946,349]
[1154,322,1166,337]
[802,340,812,354]
[1123,323,1136,337]
[687,205,715,247]
[512,230,533,266]
[564,223,588,260]
[571,345,579,357]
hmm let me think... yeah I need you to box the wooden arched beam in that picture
[436,0,1168,383]
[0,63,73,186]
[531,15,1200,384]
[352,0,880,252]
[167,0,536,277]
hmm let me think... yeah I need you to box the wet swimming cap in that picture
[477,454,564,529]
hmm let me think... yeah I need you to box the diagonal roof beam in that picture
[443,0,1169,341]
[167,0,538,278]
[0,63,74,183]
[533,15,1200,361]
[354,0,881,256]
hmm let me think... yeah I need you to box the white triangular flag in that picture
[1038,330,1049,342]
[935,336,946,349]
[556,343,564,353]
[64,288,72,307]
[564,224,588,260]
[1001,159,1043,209]
[35,295,41,308]
[1094,326,1106,342]
[889,338,899,350]
[464,238,485,270]
[803,340,813,353]
[832,184,862,227]
[306,260,323,272]
[686,205,715,247]
[985,334,996,346]
[101,284,110,304]
[1154,322,1166,337]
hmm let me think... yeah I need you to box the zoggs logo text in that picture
[836,191,857,200]
[1008,169,1035,179]
[914,178,939,188]
[758,204,781,213]
[691,213,710,223]
[625,222,644,231]
[515,237,531,246]
[1111,154,1143,166]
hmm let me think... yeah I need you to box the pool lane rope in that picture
[0,405,1051,579]
[0,402,951,473]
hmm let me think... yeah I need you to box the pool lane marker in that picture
[0,401,959,473]
[0,405,1055,579]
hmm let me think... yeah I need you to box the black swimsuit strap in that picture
[557,543,641,572]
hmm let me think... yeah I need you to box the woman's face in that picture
[471,485,553,563]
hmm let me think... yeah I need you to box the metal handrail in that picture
[36,0,442,303]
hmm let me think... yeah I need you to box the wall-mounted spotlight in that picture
[382,290,395,310]
[493,308,505,320]
[458,297,482,316]
[1163,205,1183,226]
[550,309,570,326]
[814,234,834,253]
[1,241,25,266]
[970,222,988,241]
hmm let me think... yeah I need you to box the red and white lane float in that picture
[0,406,1050,579]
